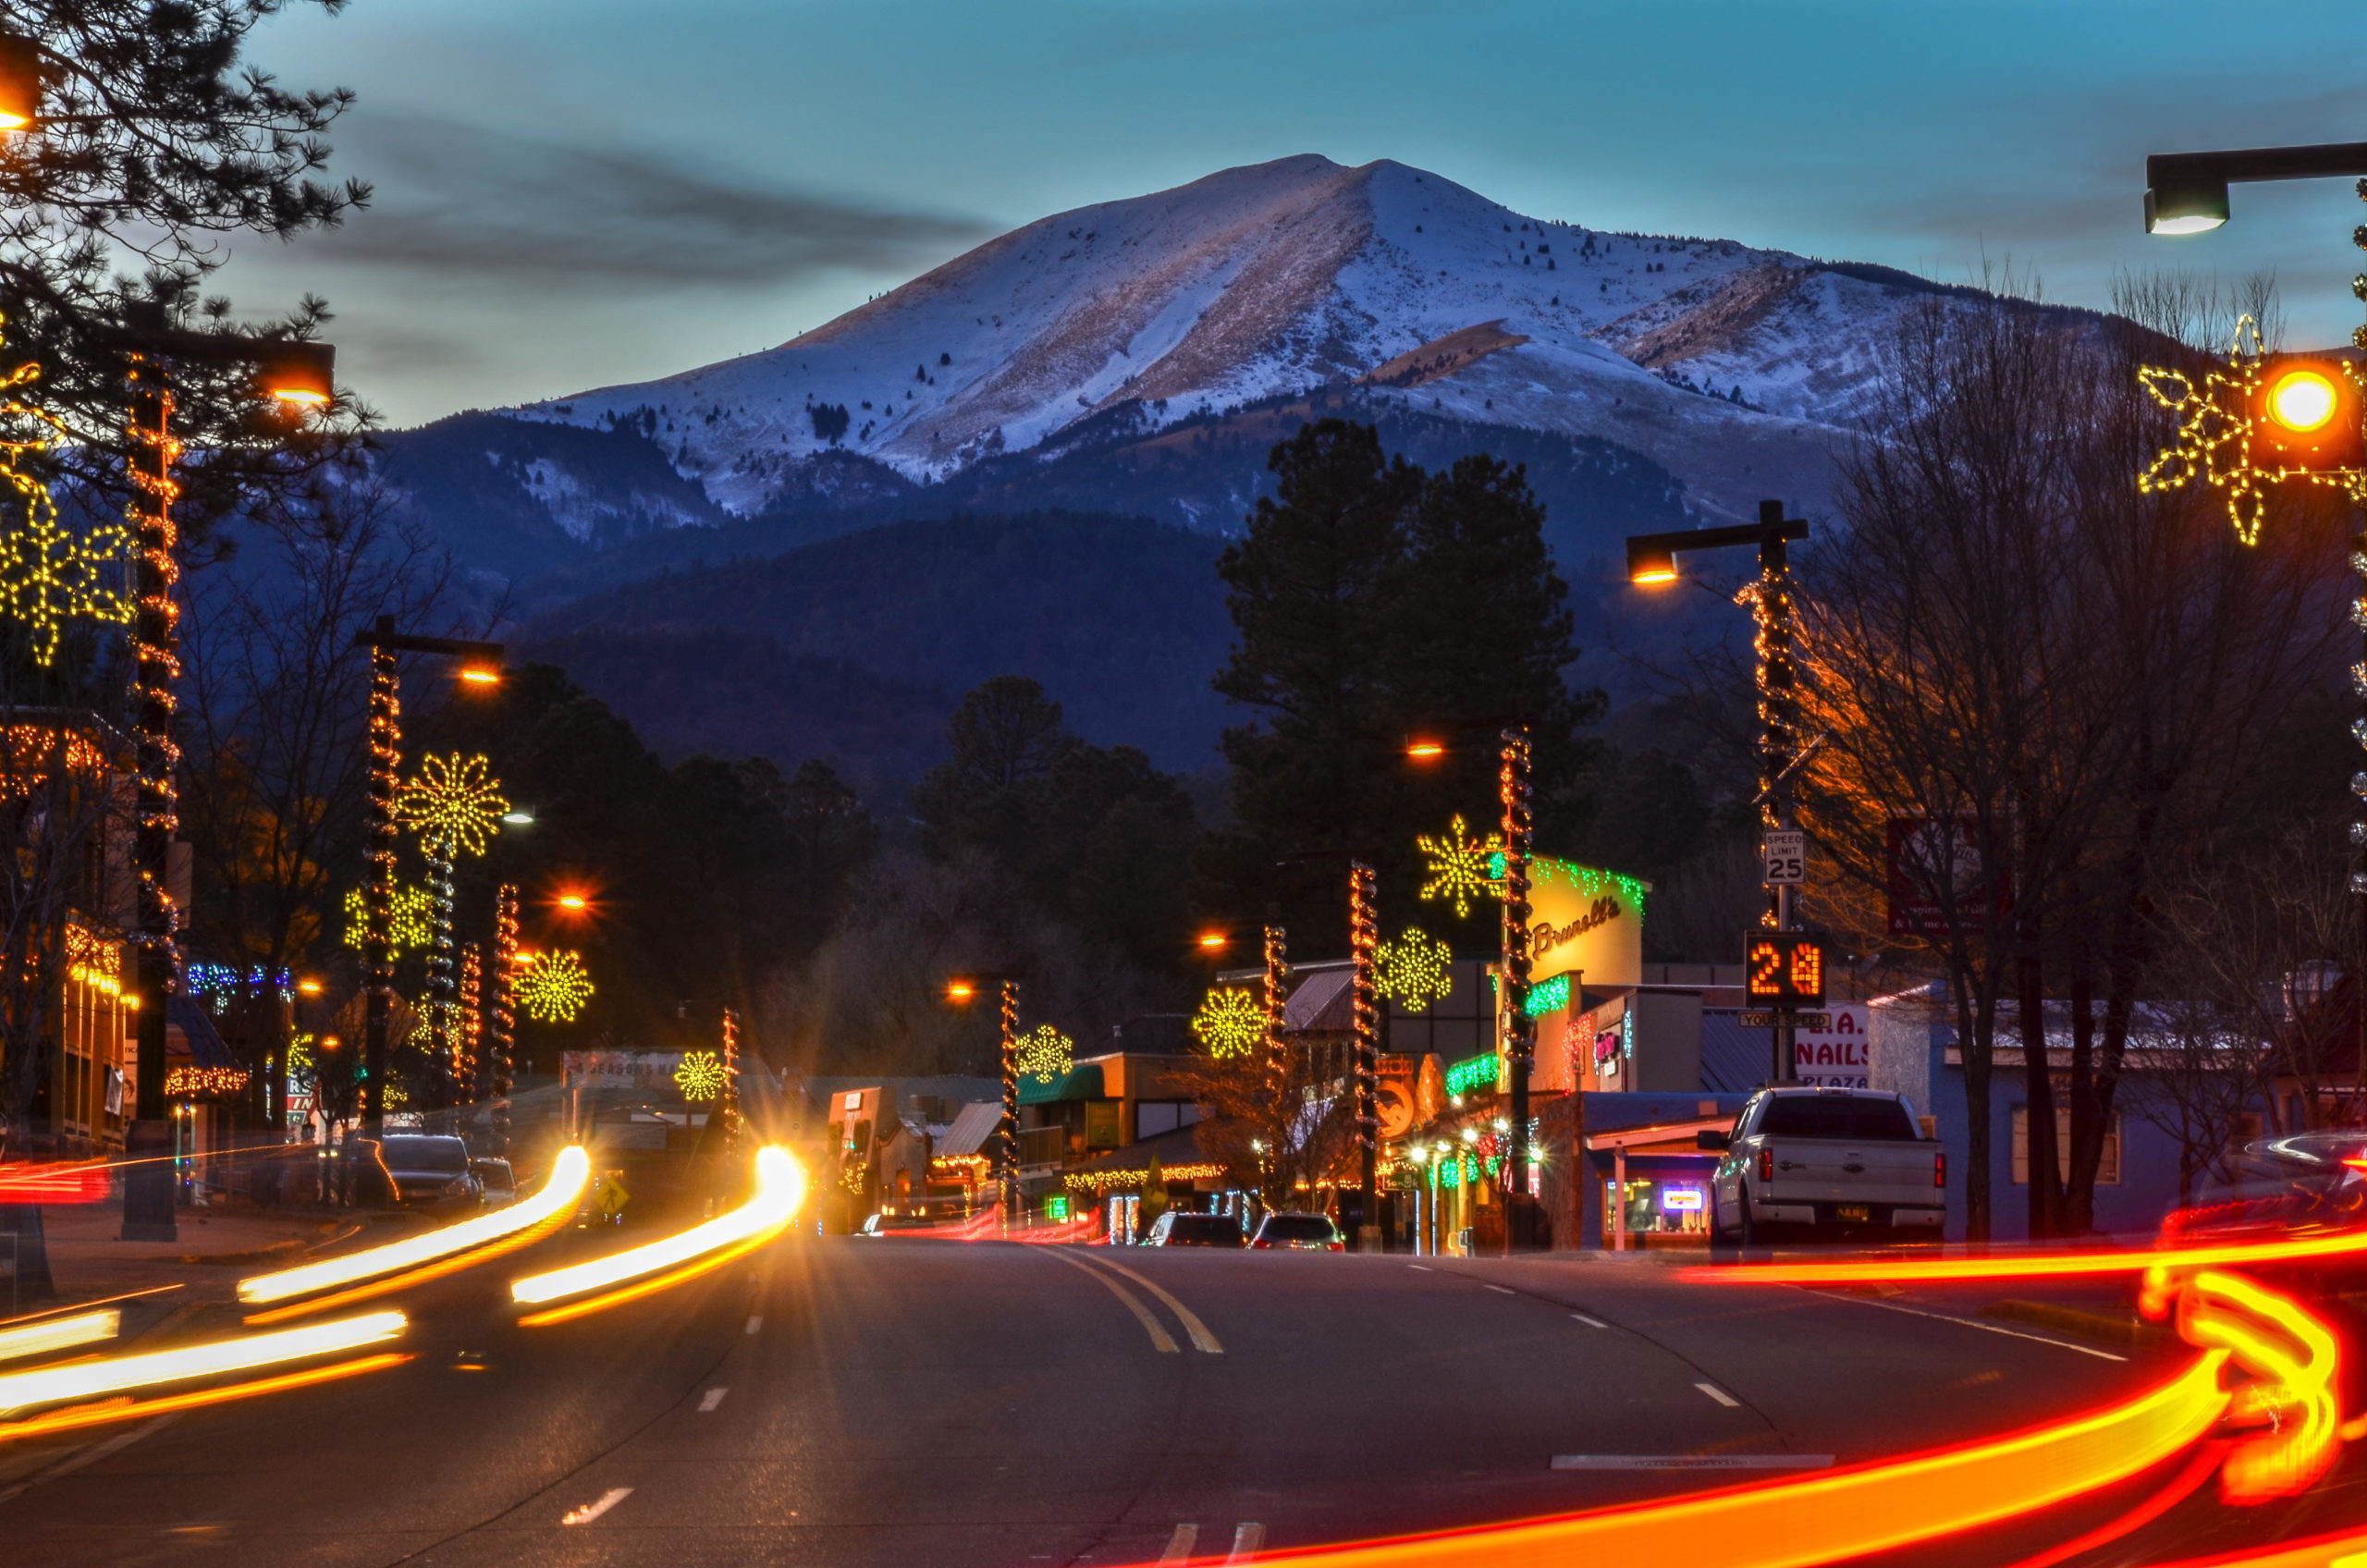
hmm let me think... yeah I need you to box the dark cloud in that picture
[307,116,992,290]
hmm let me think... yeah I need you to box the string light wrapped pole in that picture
[391,752,507,1107]
[486,883,520,1153]
[1497,729,1536,1211]
[1627,502,1812,1085]
[457,945,482,1108]
[1348,861,1380,1249]
[349,622,504,1136]
[944,972,1024,1228]
[1261,922,1287,1208]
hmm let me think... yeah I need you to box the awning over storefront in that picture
[1017,1063,1106,1107]
[1059,1123,1228,1195]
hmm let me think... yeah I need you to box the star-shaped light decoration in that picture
[1375,926,1454,1011]
[2138,314,2367,545]
[1416,814,1502,920]
[1191,986,1264,1060]
[1013,1023,1073,1084]
[516,949,594,1023]
[0,333,130,667]
[674,1048,729,1101]
[392,753,509,857]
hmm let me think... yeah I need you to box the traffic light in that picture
[2250,355,2364,473]
[1744,931,1825,1008]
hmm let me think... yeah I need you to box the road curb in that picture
[1981,1298,2167,1351]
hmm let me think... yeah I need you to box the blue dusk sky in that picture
[223,0,2367,427]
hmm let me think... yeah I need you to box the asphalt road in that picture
[0,1232,2343,1567]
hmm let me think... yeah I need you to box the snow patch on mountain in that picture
[509,154,1990,526]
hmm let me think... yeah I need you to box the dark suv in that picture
[1143,1211,1243,1247]
[1251,1213,1343,1251]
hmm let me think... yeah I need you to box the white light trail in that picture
[510,1146,804,1309]
[0,1311,404,1418]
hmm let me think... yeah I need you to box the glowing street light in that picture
[1404,740,1446,761]
[0,35,36,130]
[2141,141,2367,237]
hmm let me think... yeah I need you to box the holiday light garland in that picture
[515,949,593,1023]
[1190,986,1264,1060]
[0,320,131,666]
[674,1048,728,1101]
[1013,1023,1074,1085]
[1374,926,1453,1009]
[127,356,183,968]
[1417,814,1503,920]
[457,945,482,1091]
[1349,859,1379,1165]
[164,1066,248,1097]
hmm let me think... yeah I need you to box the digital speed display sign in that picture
[1744,932,1826,1008]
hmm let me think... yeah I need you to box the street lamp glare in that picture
[0,35,38,130]
[296,978,323,996]
[254,341,336,407]
[459,666,501,686]
[1196,931,1228,950]
[2269,368,2339,434]
[556,893,588,911]
[1625,538,1679,585]
[1405,740,1446,760]
[945,979,976,1004]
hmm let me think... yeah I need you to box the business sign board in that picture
[563,1050,689,1093]
[1886,815,2003,937]
[1791,1004,1871,1087]
[1524,856,1644,988]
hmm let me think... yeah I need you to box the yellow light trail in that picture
[239,1145,591,1307]
[0,1307,117,1364]
[510,1146,804,1323]
[0,1310,404,1420]
[0,1354,409,1446]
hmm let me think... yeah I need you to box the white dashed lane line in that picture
[1159,1523,1198,1564]
[1229,1522,1265,1562]
[1571,1313,1608,1329]
[699,1387,727,1413]
[1484,1284,1515,1295]
[1406,1264,1433,1272]
[561,1488,632,1525]
[1696,1382,1743,1408]
[744,1315,763,1335]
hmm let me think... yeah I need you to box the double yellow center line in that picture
[1046,1251,1222,1354]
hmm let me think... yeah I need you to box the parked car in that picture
[374,1134,482,1210]
[1251,1213,1343,1251]
[1143,1211,1243,1247]
[1702,1087,1944,1245]
[471,1158,519,1208]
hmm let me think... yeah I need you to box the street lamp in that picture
[1628,500,1812,1084]
[1276,852,1382,1249]
[945,971,1025,1226]
[348,619,505,1142]
[2139,139,2367,1106]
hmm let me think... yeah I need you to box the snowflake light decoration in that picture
[516,949,594,1023]
[341,885,435,958]
[1014,1023,1073,1084]
[1191,986,1264,1060]
[392,753,509,857]
[1375,926,1454,1010]
[1417,814,1502,920]
[2138,314,2367,545]
[0,328,131,667]
[674,1048,729,1101]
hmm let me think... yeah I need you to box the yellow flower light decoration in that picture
[1190,986,1264,1060]
[1013,1023,1073,1084]
[674,1049,729,1101]
[0,325,132,667]
[391,753,509,858]
[516,949,594,1023]
[1416,814,1502,920]
[1375,926,1454,1010]
[340,885,435,958]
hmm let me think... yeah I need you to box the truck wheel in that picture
[1737,1202,1761,1250]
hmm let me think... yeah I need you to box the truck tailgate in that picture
[1768,1139,1939,1207]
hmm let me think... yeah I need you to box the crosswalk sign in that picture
[598,1174,631,1219]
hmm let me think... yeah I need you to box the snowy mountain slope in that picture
[506,154,2000,529]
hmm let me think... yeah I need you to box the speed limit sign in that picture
[1762,830,1806,885]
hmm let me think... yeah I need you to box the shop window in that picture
[2010,1106,2119,1185]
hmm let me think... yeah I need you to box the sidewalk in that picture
[31,1202,393,1309]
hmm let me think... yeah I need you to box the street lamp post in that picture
[2138,139,2367,1110]
[119,328,337,1242]
[1628,501,1811,1085]
[349,619,503,1140]
[945,972,1024,1227]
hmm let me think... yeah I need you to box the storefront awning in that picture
[1017,1063,1106,1106]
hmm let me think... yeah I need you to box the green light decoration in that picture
[674,1048,729,1101]
[1191,986,1264,1060]
[0,327,131,667]
[1045,1194,1071,1222]
[341,885,434,958]
[1527,854,1650,923]
[391,753,509,857]
[1417,814,1502,920]
[516,949,594,1023]
[1374,927,1453,1010]
[1444,1052,1499,1097]
[1526,974,1570,1017]
[1014,1023,1074,1084]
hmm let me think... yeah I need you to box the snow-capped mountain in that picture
[501,153,1980,531]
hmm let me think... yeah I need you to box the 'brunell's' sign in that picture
[1523,856,1645,989]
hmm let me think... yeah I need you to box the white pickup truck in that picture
[1700,1087,1946,1244]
